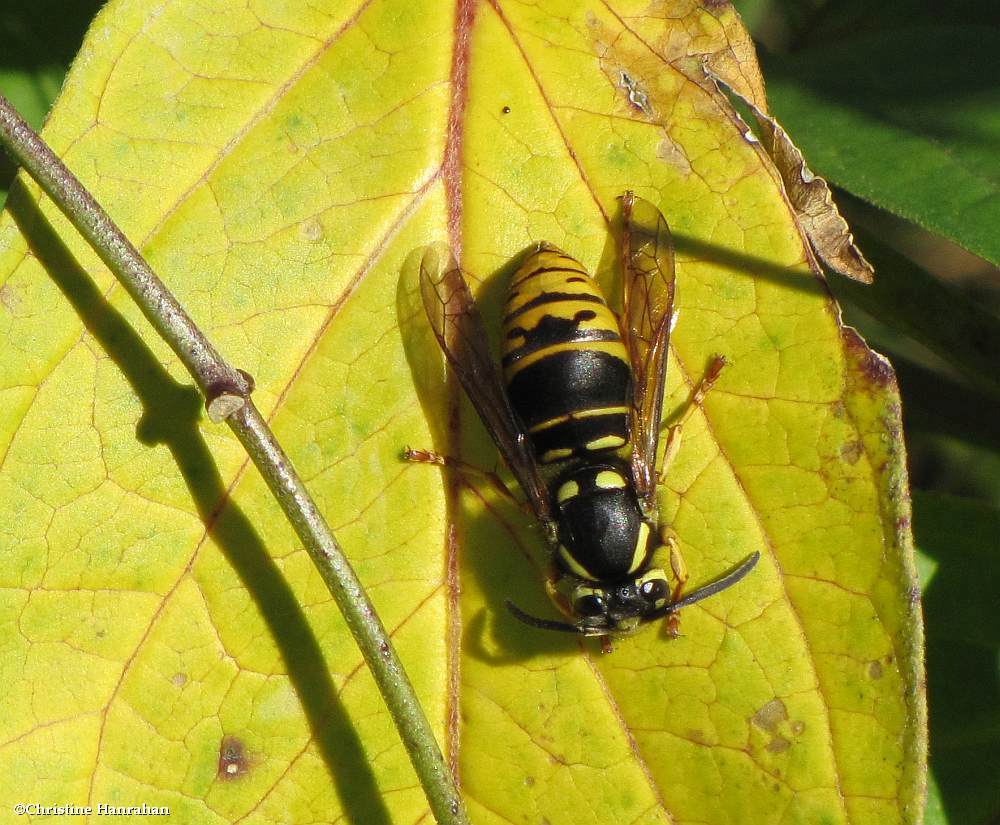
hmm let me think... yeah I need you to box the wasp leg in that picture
[544,575,572,617]
[403,447,525,510]
[658,355,727,484]
[660,527,689,603]
[663,614,682,639]
[600,636,614,654]
[660,527,687,639]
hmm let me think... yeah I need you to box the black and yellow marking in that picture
[553,463,653,581]
[413,194,760,639]
[502,245,631,464]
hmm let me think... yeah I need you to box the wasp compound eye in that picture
[640,579,668,601]
[574,594,606,617]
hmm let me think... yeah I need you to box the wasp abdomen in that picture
[553,464,652,581]
[502,245,631,464]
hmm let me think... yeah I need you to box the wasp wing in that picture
[419,247,554,526]
[621,192,676,509]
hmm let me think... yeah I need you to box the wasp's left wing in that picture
[620,192,676,510]
[419,247,555,528]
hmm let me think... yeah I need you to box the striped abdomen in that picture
[501,243,631,464]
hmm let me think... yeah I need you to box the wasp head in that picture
[505,551,760,640]
[565,569,672,635]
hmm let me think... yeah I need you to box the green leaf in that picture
[922,772,947,825]
[761,26,1000,265]
[914,492,1000,825]
[0,1,924,822]
[0,66,61,207]
[0,1,105,205]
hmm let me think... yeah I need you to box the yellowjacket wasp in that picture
[408,193,758,644]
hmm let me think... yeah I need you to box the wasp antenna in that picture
[504,600,581,633]
[670,551,760,611]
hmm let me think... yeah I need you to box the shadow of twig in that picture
[7,181,391,825]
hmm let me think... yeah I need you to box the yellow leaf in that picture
[0,1,925,823]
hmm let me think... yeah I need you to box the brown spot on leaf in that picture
[171,672,188,688]
[791,720,805,736]
[842,327,896,388]
[868,660,884,679]
[840,441,863,465]
[0,284,20,313]
[656,136,692,175]
[751,698,787,732]
[753,699,796,755]
[524,775,535,787]
[301,218,324,242]
[686,728,708,744]
[218,736,250,781]
[766,735,791,754]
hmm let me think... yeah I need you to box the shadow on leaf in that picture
[7,181,391,825]
[396,247,585,664]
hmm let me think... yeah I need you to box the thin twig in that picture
[0,93,467,825]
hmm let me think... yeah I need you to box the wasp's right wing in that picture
[419,248,554,526]
[620,192,677,511]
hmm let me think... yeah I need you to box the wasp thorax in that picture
[553,463,656,581]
